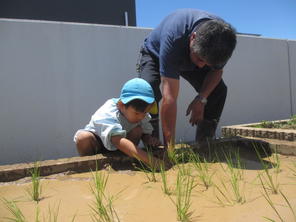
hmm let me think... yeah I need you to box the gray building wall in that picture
[0,0,136,26]
[0,19,295,165]
[288,40,296,115]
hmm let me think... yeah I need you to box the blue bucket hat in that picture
[119,78,158,114]
[120,78,155,104]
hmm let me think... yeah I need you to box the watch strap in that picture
[196,95,207,104]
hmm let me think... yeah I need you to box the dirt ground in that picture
[0,146,296,222]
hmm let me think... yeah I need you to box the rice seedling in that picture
[261,187,284,221]
[224,150,245,203]
[1,198,27,222]
[90,170,119,222]
[225,149,245,179]
[46,202,60,222]
[270,149,281,174]
[189,151,214,190]
[288,161,296,178]
[253,115,296,130]
[35,206,40,222]
[176,159,192,178]
[70,213,77,222]
[255,147,280,194]
[159,163,173,195]
[167,148,179,166]
[214,151,246,206]
[39,202,77,222]
[212,181,233,207]
[26,161,42,202]
[204,139,215,161]
[169,171,195,222]
[279,190,296,221]
[211,149,245,205]
[228,172,245,204]
[212,173,245,206]
[1,198,75,222]
[135,150,159,182]
[260,176,296,222]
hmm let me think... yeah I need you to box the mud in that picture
[1,144,296,222]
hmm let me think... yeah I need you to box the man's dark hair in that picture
[192,19,237,68]
[124,99,150,112]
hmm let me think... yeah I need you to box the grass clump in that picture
[213,174,245,206]
[255,147,280,194]
[45,202,61,222]
[223,150,245,204]
[189,151,214,190]
[251,115,296,129]
[261,176,296,222]
[1,198,27,222]
[26,162,42,202]
[2,196,66,222]
[271,150,281,174]
[90,170,119,222]
[289,162,296,178]
[167,148,180,166]
[135,150,159,182]
[159,164,173,195]
[213,149,246,205]
[169,170,196,222]
[1,199,76,222]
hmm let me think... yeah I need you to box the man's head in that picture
[117,78,157,123]
[189,19,237,69]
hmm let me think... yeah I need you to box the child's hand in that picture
[142,134,161,147]
[151,156,173,171]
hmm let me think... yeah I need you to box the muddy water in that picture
[0,153,296,222]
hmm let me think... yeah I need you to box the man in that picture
[137,8,237,148]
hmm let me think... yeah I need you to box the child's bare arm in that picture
[111,135,161,166]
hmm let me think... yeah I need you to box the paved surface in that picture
[0,152,134,182]
[222,120,296,141]
[221,121,296,156]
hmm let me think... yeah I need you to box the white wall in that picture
[0,19,295,165]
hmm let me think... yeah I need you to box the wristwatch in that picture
[196,95,207,104]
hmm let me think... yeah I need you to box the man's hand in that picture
[186,69,223,126]
[142,134,161,147]
[186,97,205,126]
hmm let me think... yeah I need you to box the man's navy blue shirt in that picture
[143,9,221,79]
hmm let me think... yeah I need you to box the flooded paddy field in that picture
[1,143,296,222]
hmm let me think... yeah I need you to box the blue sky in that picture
[136,0,296,40]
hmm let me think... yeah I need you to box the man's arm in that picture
[186,69,223,125]
[160,76,180,148]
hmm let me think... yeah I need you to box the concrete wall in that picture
[0,19,295,165]
[288,40,296,115]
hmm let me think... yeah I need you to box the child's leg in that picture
[75,131,104,156]
[126,126,143,146]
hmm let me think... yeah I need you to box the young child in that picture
[74,78,162,167]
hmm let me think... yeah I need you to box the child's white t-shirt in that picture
[76,98,153,151]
